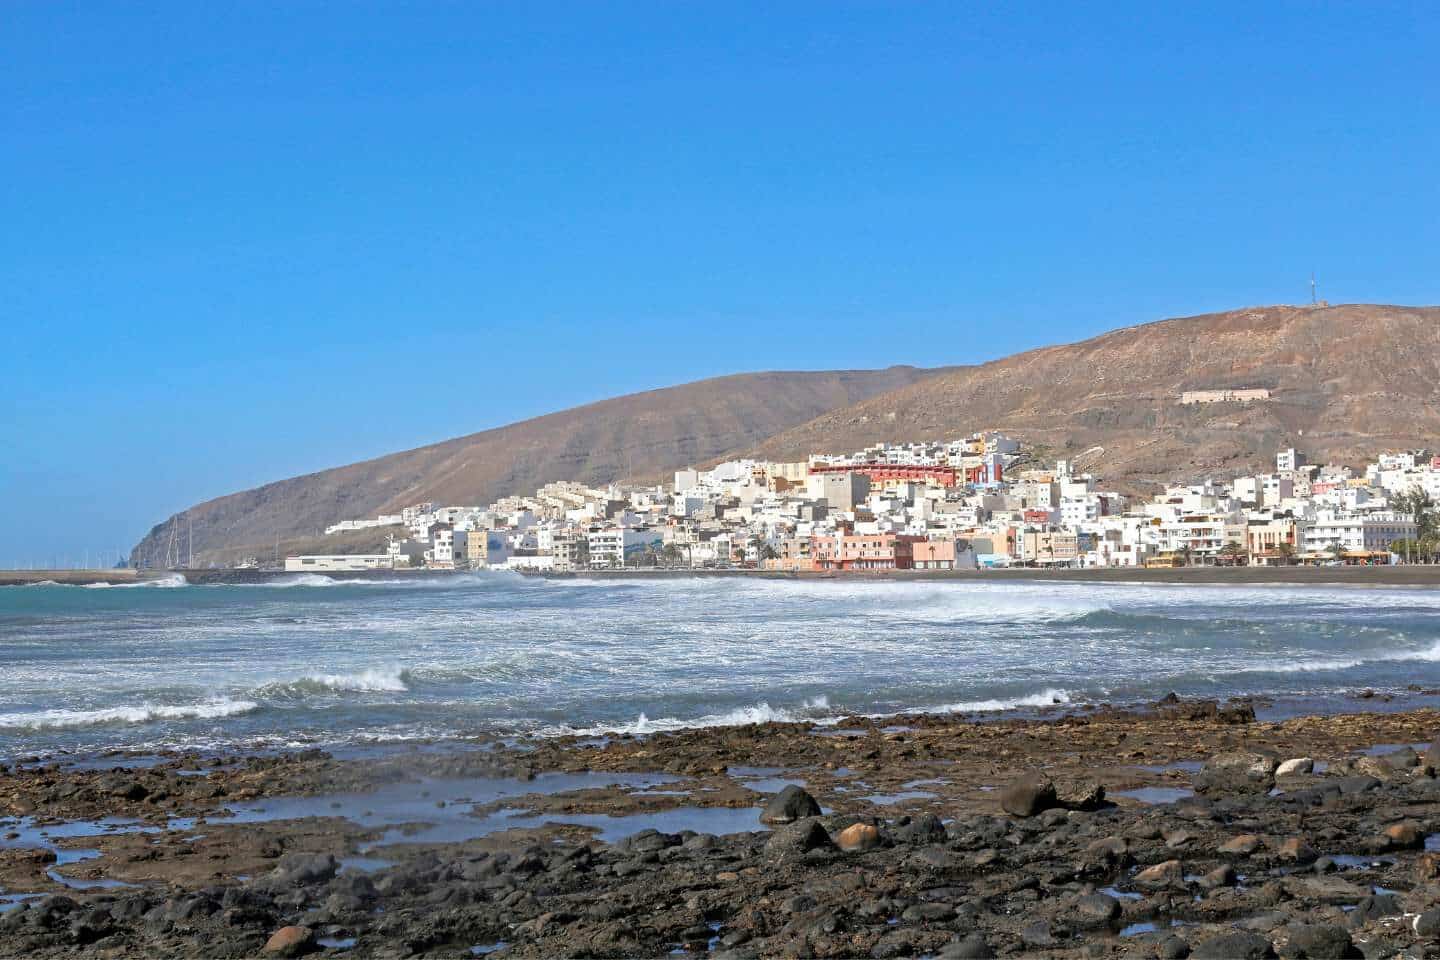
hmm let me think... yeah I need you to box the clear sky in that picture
[3,2,1438,565]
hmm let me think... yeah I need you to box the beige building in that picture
[1022,531,1078,564]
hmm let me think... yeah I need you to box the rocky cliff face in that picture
[749,304,1440,487]
[130,366,945,567]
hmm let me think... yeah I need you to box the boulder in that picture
[1220,834,1263,856]
[1134,859,1185,891]
[1075,893,1120,921]
[763,819,832,861]
[1380,820,1423,850]
[1354,893,1403,921]
[999,771,1057,817]
[1275,758,1314,777]
[1280,923,1357,958]
[1194,752,1277,795]
[938,934,994,959]
[835,823,881,852]
[760,785,822,824]
[1415,908,1440,937]
[1382,746,1419,770]
[1424,735,1440,772]
[1276,837,1318,864]
[1199,864,1237,889]
[262,925,315,958]
[1191,931,1275,959]
[1352,756,1394,780]
[268,854,338,887]
[1053,777,1105,810]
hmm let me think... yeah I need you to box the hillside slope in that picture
[749,304,1440,486]
[131,366,946,567]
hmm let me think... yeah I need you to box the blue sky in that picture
[3,2,1438,564]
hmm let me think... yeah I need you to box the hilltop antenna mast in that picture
[1310,272,1318,306]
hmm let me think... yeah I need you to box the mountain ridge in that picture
[133,303,1440,567]
[129,365,948,567]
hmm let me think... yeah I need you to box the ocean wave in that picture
[1224,639,1440,676]
[254,667,411,696]
[0,698,257,730]
[542,696,837,737]
[928,688,1073,713]
[249,571,527,589]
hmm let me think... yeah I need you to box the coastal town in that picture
[282,435,1440,574]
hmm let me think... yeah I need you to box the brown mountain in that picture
[748,303,1440,487]
[130,366,946,567]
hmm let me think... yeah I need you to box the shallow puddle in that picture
[1113,787,1195,805]
[861,791,938,806]
[223,771,680,848]
[457,805,768,844]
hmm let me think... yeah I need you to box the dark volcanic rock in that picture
[1192,931,1276,959]
[760,785,822,824]
[764,819,832,860]
[1279,923,1359,958]
[1194,751,1277,795]
[999,771,1056,817]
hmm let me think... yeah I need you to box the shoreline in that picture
[5,701,1440,956]
[13,564,1440,587]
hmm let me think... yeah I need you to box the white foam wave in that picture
[255,667,410,695]
[1228,639,1440,676]
[259,573,339,587]
[544,696,837,737]
[0,698,257,730]
[84,574,188,589]
[251,571,526,589]
[929,688,1073,713]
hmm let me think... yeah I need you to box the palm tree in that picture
[1218,542,1248,566]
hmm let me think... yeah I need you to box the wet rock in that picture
[1020,920,1060,948]
[1423,735,1440,773]
[760,785,821,824]
[1354,893,1403,921]
[1220,834,1263,856]
[1134,859,1185,891]
[1083,835,1130,867]
[1199,864,1237,889]
[263,925,315,957]
[1416,852,1440,881]
[1191,931,1275,959]
[1334,775,1379,795]
[1414,908,1440,937]
[1278,923,1357,959]
[1380,820,1423,849]
[1158,935,1191,959]
[901,902,955,923]
[1165,829,1195,850]
[1352,756,1394,780]
[1276,758,1314,777]
[835,823,881,852]
[938,934,994,959]
[269,853,338,887]
[999,771,1056,817]
[1075,893,1120,921]
[763,819,831,861]
[1054,776,1105,810]
[1382,746,1419,770]
[889,813,946,844]
[1194,751,1277,795]
[1276,837,1318,864]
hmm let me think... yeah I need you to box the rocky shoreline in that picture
[5,700,1440,957]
